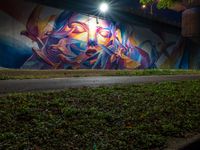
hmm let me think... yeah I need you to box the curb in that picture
[165,134,200,150]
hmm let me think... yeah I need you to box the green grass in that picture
[0,69,200,80]
[1,80,200,149]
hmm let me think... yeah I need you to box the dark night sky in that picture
[28,0,182,24]
[120,0,182,23]
[78,0,182,23]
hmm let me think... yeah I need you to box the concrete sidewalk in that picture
[0,74,200,94]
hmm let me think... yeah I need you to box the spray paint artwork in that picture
[0,1,199,69]
[21,7,150,69]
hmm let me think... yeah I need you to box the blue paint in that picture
[0,36,32,68]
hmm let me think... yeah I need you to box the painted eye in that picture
[99,29,111,38]
[70,23,86,33]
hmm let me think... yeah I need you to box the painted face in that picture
[21,8,150,70]
[64,13,114,57]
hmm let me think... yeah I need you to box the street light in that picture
[96,2,109,24]
[99,2,109,13]
[142,4,146,9]
[141,1,156,15]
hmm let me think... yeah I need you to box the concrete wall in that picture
[0,0,199,69]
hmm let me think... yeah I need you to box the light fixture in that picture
[142,4,146,9]
[99,2,109,13]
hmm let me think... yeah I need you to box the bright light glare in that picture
[99,2,109,13]
[88,18,96,29]
[142,4,146,9]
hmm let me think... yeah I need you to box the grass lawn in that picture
[1,80,200,149]
[0,69,200,80]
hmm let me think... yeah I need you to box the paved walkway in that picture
[0,74,200,94]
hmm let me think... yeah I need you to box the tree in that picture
[140,0,182,9]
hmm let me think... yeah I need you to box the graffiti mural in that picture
[0,0,199,69]
[21,6,150,69]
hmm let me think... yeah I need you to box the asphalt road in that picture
[0,75,200,94]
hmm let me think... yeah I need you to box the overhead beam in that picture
[26,0,181,34]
